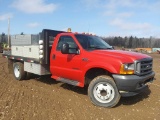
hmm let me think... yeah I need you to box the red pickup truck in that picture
[2,29,155,108]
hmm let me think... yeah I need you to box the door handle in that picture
[52,54,56,60]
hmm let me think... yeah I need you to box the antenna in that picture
[8,17,10,48]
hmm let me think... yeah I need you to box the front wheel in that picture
[88,75,121,108]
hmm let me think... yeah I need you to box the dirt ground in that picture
[0,53,160,120]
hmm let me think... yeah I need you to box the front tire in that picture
[13,62,26,80]
[88,75,121,108]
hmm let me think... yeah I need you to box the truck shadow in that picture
[60,83,88,95]
[31,74,60,85]
[32,75,87,94]
[31,75,88,95]
[118,87,151,106]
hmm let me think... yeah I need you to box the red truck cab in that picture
[50,32,155,107]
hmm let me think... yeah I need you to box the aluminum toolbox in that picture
[24,62,50,75]
[23,46,39,59]
[11,45,39,59]
[11,34,39,45]
[11,46,23,56]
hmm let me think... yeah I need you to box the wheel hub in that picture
[93,83,115,103]
[14,65,20,78]
[100,90,107,96]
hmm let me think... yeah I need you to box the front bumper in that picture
[112,71,155,96]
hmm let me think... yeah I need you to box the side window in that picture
[56,36,65,51]
[56,36,77,52]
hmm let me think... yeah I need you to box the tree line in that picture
[102,36,160,48]
[0,33,8,43]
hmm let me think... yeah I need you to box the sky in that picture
[0,0,160,38]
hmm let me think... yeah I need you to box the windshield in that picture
[75,34,112,50]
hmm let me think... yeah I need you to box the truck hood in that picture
[89,50,151,62]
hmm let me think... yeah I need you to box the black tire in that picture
[26,72,33,80]
[13,62,26,80]
[88,75,121,108]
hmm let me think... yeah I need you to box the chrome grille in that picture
[135,58,153,75]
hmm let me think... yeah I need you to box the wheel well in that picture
[84,68,111,85]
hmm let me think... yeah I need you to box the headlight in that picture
[120,63,134,74]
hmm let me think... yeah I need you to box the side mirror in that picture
[111,46,114,50]
[61,43,80,54]
[61,43,69,54]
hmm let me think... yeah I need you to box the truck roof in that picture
[58,32,95,36]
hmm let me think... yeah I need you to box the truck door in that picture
[50,35,82,81]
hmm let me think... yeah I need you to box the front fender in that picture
[82,61,120,78]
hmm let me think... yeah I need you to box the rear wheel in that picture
[26,72,33,79]
[13,62,26,80]
[88,75,121,108]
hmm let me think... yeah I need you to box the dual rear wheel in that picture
[13,62,32,80]
[13,62,26,80]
